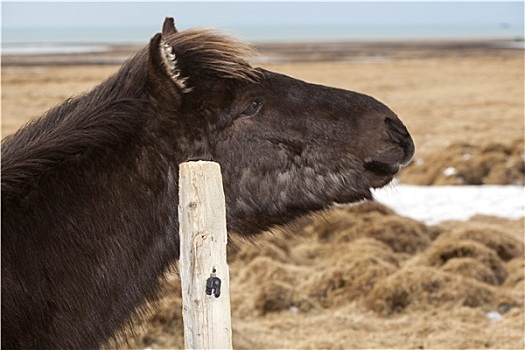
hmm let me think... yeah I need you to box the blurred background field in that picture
[2,2,523,349]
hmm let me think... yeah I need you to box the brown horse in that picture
[1,18,414,349]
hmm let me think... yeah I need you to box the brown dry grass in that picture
[399,139,524,185]
[127,202,523,349]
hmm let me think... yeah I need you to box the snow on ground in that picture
[372,184,525,225]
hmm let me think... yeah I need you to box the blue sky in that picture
[3,1,523,29]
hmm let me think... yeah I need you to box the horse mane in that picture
[1,27,259,199]
[162,28,260,85]
[1,99,151,197]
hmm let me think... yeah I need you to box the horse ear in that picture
[147,33,189,103]
[162,17,177,37]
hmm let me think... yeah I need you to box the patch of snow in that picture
[372,185,524,225]
[486,311,503,323]
[443,167,457,177]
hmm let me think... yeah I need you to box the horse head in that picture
[147,17,415,234]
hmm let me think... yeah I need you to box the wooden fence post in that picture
[178,161,233,350]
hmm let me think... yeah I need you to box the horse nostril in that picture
[385,117,415,165]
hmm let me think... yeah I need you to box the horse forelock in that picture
[161,29,260,86]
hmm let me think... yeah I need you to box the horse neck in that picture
[1,53,184,348]
[2,133,181,348]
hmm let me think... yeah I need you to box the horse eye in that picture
[240,100,262,117]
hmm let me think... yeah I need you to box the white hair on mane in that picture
[160,40,192,93]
